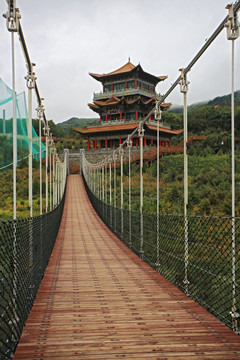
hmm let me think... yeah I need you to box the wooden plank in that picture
[13,175,240,359]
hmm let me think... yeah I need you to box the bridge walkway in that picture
[14,175,240,359]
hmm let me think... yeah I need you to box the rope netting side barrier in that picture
[83,174,240,333]
[0,190,65,359]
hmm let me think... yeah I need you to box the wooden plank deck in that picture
[14,175,240,359]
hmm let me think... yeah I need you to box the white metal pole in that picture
[12,32,17,220]
[179,68,189,295]
[155,104,161,270]
[45,132,48,212]
[139,125,144,258]
[128,137,132,248]
[28,86,33,217]
[120,148,123,238]
[225,6,239,330]
[49,145,52,211]
[39,117,42,214]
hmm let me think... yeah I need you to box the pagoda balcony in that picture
[93,87,162,101]
[87,117,170,129]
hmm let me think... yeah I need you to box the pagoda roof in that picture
[74,123,182,136]
[88,95,171,110]
[89,61,167,84]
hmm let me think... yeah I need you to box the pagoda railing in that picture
[93,87,162,101]
[87,118,170,129]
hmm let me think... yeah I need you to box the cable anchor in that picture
[3,0,21,32]
[154,101,162,122]
[179,68,190,94]
[25,64,37,89]
[225,3,239,40]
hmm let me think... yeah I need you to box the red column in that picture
[105,138,108,149]
[143,113,145,119]
[103,85,105,93]
[134,80,137,89]
[125,81,127,89]
[131,137,133,148]
[144,137,147,146]
[151,138,153,146]
[87,140,90,150]
[135,111,138,120]
[168,140,171,147]
[136,138,139,147]
[150,115,152,121]
[119,137,122,146]
[95,140,97,150]
[105,114,108,122]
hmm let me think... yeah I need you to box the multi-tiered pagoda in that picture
[74,60,181,150]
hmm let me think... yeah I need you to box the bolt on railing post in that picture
[225,3,240,332]
[127,136,132,249]
[155,102,162,271]
[179,68,190,296]
[138,125,144,258]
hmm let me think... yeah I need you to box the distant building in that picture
[74,60,181,150]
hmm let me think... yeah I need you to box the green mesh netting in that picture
[0,77,45,169]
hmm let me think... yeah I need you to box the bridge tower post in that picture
[225,3,240,333]
[179,68,190,296]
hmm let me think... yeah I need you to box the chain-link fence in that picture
[0,192,65,359]
[84,176,240,333]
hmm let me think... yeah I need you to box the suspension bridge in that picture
[1,1,240,359]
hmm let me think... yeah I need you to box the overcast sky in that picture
[0,0,239,123]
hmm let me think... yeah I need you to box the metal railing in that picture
[0,191,65,359]
[83,175,240,333]
[93,87,162,101]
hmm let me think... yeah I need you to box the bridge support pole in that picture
[138,125,145,259]
[155,102,162,271]
[113,151,117,232]
[109,157,112,228]
[127,136,132,249]
[37,103,44,214]
[120,147,124,240]
[225,4,240,333]
[179,68,190,296]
